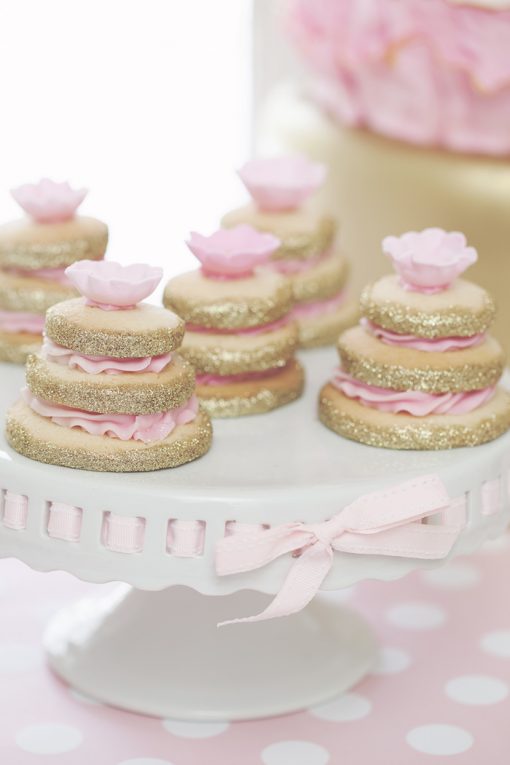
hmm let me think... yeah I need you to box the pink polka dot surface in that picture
[1,539,509,765]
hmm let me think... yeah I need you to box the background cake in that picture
[0,179,108,364]
[319,228,510,449]
[256,0,510,353]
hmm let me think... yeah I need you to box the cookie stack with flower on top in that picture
[0,179,108,364]
[6,260,212,472]
[221,155,357,348]
[163,225,304,417]
[319,228,510,449]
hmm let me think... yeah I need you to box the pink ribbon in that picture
[216,475,458,624]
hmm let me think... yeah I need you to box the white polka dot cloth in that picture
[1,536,510,763]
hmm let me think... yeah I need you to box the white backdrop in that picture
[0,0,252,276]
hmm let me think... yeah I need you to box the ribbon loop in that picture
[216,474,459,625]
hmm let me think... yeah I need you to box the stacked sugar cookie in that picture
[163,225,304,417]
[6,261,212,471]
[319,229,510,449]
[0,179,108,363]
[222,156,357,347]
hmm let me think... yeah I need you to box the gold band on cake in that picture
[25,354,196,415]
[0,215,109,270]
[0,272,76,313]
[339,345,504,393]
[0,233,108,270]
[197,359,305,417]
[360,280,496,339]
[45,299,185,358]
[338,326,505,393]
[180,324,298,375]
[6,400,212,472]
[0,332,41,364]
[291,253,349,303]
[163,285,293,331]
[319,383,510,450]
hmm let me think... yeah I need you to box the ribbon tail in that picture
[218,543,333,627]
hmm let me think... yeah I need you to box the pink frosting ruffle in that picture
[362,319,485,352]
[291,290,346,319]
[186,316,289,336]
[24,388,198,443]
[41,338,173,375]
[331,368,495,416]
[0,311,45,334]
[288,0,510,154]
[197,364,289,387]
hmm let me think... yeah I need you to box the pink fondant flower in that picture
[238,155,326,212]
[187,225,280,278]
[65,260,163,309]
[11,179,87,223]
[382,228,477,292]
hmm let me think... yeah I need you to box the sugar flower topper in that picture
[187,225,280,278]
[238,155,326,212]
[65,260,163,310]
[11,178,88,223]
[382,228,478,293]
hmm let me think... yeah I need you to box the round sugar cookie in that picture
[0,216,108,270]
[360,275,496,339]
[163,269,293,330]
[290,252,349,303]
[221,203,335,261]
[0,270,76,313]
[45,299,185,358]
[26,353,196,415]
[6,399,212,472]
[180,322,298,375]
[297,297,359,349]
[197,359,304,418]
[338,325,505,393]
[0,331,41,364]
[319,383,510,450]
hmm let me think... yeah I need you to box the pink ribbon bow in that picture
[216,475,458,624]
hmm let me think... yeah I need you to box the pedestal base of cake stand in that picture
[43,584,377,721]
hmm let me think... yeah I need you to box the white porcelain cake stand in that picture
[0,349,509,720]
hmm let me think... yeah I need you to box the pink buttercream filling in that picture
[331,368,495,416]
[362,318,485,352]
[41,337,173,375]
[23,388,198,443]
[197,364,290,387]
[0,311,45,334]
[291,290,347,319]
[186,316,289,336]
[4,266,71,286]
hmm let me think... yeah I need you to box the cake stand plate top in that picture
[0,350,508,596]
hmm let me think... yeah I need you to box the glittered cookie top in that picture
[0,179,108,270]
[46,260,185,358]
[361,228,496,339]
